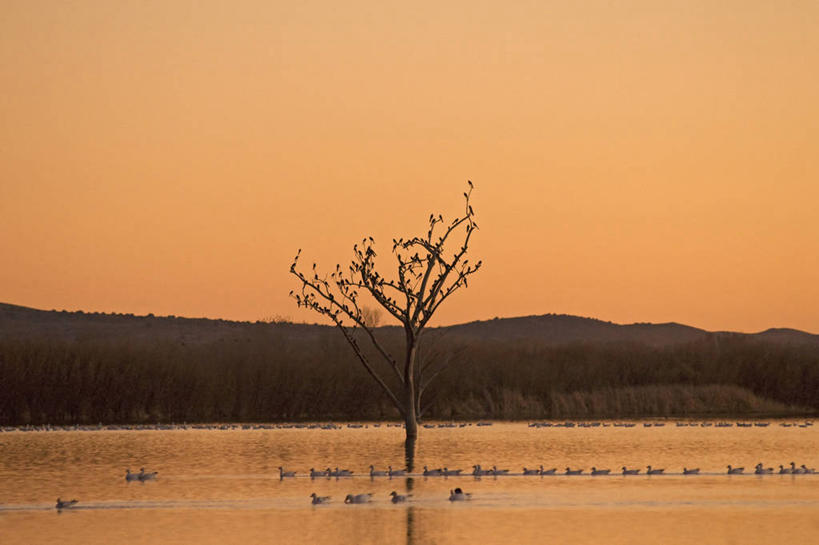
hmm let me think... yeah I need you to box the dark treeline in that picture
[1,325,818,425]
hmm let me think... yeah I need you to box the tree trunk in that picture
[404,383,418,439]
[403,380,418,471]
[404,333,419,440]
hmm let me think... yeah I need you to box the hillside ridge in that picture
[2,302,817,347]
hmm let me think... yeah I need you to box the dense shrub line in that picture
[0,327,816,425]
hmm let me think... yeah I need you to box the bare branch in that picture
[290,255,403,383]
[289,182,481,432]
[331,319,406,418]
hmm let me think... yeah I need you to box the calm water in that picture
[1,422,818,544]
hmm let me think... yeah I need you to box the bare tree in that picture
[360,306,382,328]
[289,182,482,440]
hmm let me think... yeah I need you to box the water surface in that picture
[1,422,817,544]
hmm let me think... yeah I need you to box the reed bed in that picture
[0,326,816,425]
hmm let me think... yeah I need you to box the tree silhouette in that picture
[290,182,482,440]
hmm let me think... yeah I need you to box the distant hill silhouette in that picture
[2,302,817,347]
[444,315,709,347]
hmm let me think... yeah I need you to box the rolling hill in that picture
[2,302,817,347]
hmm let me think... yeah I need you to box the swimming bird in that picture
[801,465,816,474]
[443,468,463,476]
[591,467,610,476]
[754,463,773,475]
[449,487,471,501]
[310,493,330,504]
[138,468,158,481]
[565,467,583,475]
[344,493,372,504]
[330,468,353,477]
[778,465,793,474]
[622,467,640,475]
[125,469,140,481]
[683,468,700,475]
[523,466,542,475]
[388,466,406,477]
[279,466,296,479]
[541,467,557,475]
[310,468,329,478]
[424,466,443,476]
[727,465,744,474]
[369,465,387,477]
[55,498,78,509]
[390,491,408,503]
[789,462,807,474]
[472,465,492,476]
[646,466,664,475]
[491,466,510,476]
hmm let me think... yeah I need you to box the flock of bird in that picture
[298,461,814,507]
[11,420,814,434]
[43,418,816,510]
[309,488,471,505]
[55,467,159,510]
[529,421,814,429]
[283,461,817,480]
[53,460,817,510]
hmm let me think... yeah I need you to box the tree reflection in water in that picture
[406,505,416,545]
[405,436,416,474]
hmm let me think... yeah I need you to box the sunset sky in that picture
[2,1,817,333]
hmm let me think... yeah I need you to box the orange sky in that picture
[1,1,818,333]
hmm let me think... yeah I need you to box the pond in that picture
[1,421,817,544]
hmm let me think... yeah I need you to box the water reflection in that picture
[404,474,417,545]
[404,436,416,473]
[1,423,817,545]
[406,505,415,545]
